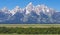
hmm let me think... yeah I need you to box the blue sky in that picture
[0,0,60,11]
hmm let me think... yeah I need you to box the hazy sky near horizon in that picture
[0,0,60,11]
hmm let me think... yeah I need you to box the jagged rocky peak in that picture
[10,6,22,15]
[0,2,56,15]
[34,5,42,15]
[26,2,33,8]
[1,7,9,12]
[13,6,21,12]
[39,4,49,13]
[25,2,34,14]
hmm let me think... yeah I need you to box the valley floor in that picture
[0,24,60,35]
[0,24,60,28]
[0,34,60,35]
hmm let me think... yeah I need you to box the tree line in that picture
[0,27,60,34]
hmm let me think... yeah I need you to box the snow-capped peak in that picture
[34,4,50,15]
[40,5,48,12]
[13,6,21,12]
[1,7,11,14]
[0,2,56,16]
[34,5,41,15]
[25,2,34,14]
[10,6,22,16]
[1,7,9,12]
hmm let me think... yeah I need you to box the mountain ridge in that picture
[0,2,59,24]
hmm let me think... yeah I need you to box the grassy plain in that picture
[0,24,60,28]
[0,24,60,35]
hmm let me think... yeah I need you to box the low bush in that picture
[0,27,60,34]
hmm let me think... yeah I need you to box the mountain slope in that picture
[0,2,59,24]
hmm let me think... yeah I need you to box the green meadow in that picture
[0,24,60,35]
[0,24,60,28]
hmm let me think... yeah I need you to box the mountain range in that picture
[0,2,60,24]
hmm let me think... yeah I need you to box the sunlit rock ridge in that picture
[0,2,59,24]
